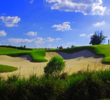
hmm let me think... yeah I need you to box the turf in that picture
[0,47,48,62]
[0,64,18,72]
[47,45,110,64]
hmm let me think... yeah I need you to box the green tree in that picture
[90,31,107,45]
[44,56,65,76]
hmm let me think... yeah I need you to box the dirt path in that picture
[0,50,110,79]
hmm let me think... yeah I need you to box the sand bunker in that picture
[0,50,110,79]
[20,55,32,61]
[45,50,102,60]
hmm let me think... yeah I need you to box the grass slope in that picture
[0,64,18,72]
[0,47,48,62]
[47,45,110,64]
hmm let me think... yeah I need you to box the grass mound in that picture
[0,64,18,72]
[30,49,48,62]
[0,47,48,62]
[47,45,110,64]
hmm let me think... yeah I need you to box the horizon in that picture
[0,0,110,48]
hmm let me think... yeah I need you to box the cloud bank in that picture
[8,37,61,45]
[46,0,107,15]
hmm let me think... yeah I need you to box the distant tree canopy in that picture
[89,31,107,45]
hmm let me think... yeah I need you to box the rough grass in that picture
[0,47,48,62]
[0,70,110,100]
[0,64,18,72]
[47,45,110,64]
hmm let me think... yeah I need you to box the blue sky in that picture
[0,0,110,48]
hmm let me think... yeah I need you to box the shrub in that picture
[44,56,65,76]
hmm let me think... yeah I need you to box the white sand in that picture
[0,50,110,79]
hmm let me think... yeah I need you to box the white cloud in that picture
[79,33,86,37]
[52,22,71,31]
[87,33,94,37]
[35,37,61,44]
[0,30,7,37]
[30,0,34,4]
[8,38,34,44]
[79,33,94,38]
[8,37,61,45]
[46,0,107,15]
[26,31,37,36]
[93,21,105,27]
[46,37,61,42]
[0,16,21,27]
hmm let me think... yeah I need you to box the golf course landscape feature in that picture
[0,64,18,72]
[0,45,110,100]
[48,45,110,64]
[0,45,109,78]
[0,46,48,62]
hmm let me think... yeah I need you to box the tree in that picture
[44,56,65,76]
[89,31,107,45]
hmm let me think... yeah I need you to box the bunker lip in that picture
[45,50,103,60]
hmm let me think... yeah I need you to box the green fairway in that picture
[0,64,18,72]
[47,45,110,64]
[0,47,48,62]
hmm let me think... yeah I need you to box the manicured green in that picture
[1,69,110,100]
[0,47,48,62]
[29,49,48,62]
[0,64,18,72]
[47,45,110,64]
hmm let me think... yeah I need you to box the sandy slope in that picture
[0,50,110,79]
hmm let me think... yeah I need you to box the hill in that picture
[0,46,48,62]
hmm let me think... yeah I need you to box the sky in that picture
[0,0,110,48]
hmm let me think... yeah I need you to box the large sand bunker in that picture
[0,50,110,79]
[45,50,102,60]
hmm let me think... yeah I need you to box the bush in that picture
[44,56,65,76]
